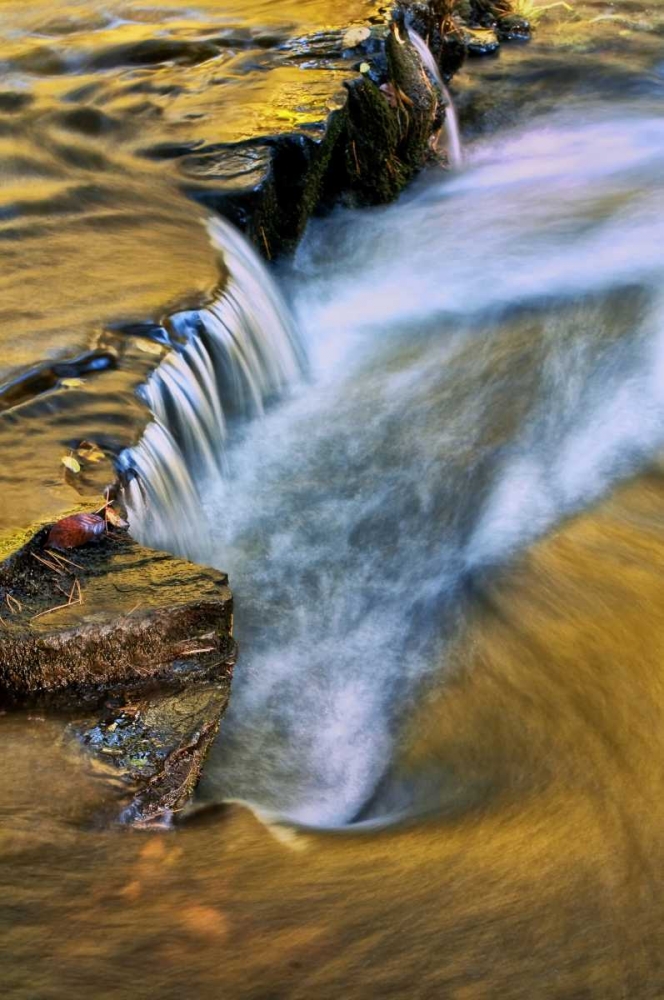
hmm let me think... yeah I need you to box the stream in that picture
[2,0,664,997]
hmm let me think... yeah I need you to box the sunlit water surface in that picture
[2,0,664,997]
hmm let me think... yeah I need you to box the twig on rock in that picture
[45,549,85,571]
[30,577,83,621]
[5,593,22,614]
[31,551,67,576]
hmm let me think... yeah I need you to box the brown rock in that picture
[0,519,235,707]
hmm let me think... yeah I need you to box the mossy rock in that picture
[75,683,231,827]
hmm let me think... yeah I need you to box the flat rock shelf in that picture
[0,520,236,826]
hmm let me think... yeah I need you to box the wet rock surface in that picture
[462,26,501,55]
[0,519,235,707]
[496,13,532,42]
[76,683,231,826]
[178,17,442,254]
[0,515,236,825]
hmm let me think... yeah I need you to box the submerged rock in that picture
[77,683,231,827]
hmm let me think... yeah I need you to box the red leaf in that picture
[46,513,105,550]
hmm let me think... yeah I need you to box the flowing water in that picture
[407,26,464,168]
[2,1,664,998]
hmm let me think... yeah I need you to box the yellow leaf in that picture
[137,339,163,355]
[60,377,85,389]
[360,62,371,74]
[61,455,81,474]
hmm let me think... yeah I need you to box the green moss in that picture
[387,26,437,169]
[344,75,410,205]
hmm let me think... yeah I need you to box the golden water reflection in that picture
[2,1,664,996]
[3,470,664,998]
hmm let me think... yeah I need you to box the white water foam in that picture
[119,216,304,552]
[126,103,664,828]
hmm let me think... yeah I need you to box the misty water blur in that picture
[126,99,664,828]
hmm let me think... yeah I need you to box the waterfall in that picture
[120,38,461,554]
[125,103,664,828]
[407,27,463,170]
[119,217,305,552]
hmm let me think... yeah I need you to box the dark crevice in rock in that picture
[0,349,119,413]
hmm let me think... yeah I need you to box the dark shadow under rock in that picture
[178,13,444,255]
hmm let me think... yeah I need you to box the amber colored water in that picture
[0,0,375,530]
[5,473,664,998]
[2,1,664,998]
